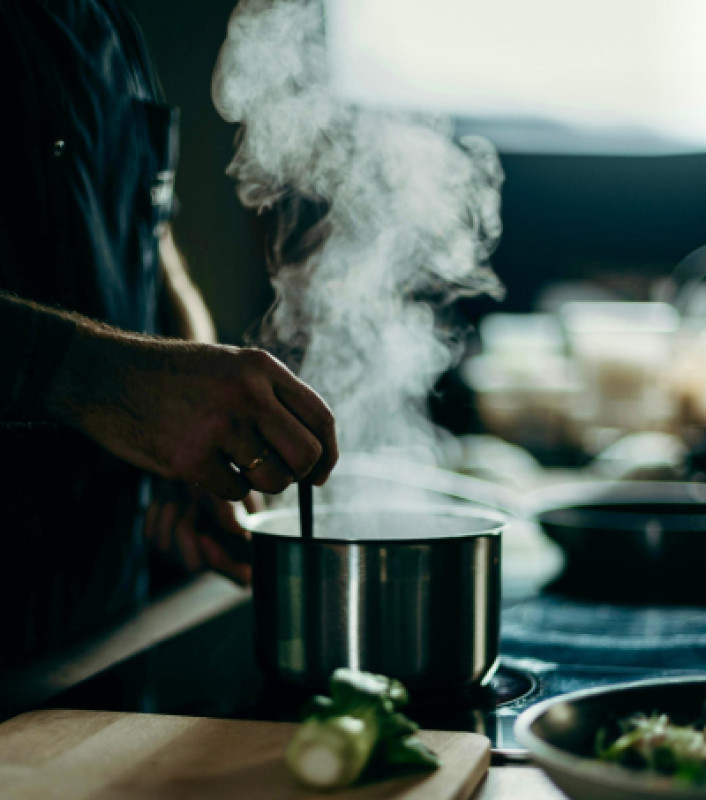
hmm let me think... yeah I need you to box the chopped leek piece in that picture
[286,668,441,790]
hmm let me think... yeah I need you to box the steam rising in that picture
[212,0,504,457]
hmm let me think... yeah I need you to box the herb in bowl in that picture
[596,711,706,785]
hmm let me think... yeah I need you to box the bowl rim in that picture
[242,502,507,543]
[514,675,706,798]
[528,481,706,518]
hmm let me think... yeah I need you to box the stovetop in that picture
[40,586,706,760]
[486,592,706,755]
[502,595,706,668]
[244,589,706,757]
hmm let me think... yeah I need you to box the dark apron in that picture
[0,0,179,663]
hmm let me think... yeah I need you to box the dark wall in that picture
[124,0,273,345]
[486,150,706,314]
[123,1,706,341]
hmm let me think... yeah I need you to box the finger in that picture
[222,437,294,495]
[243,491,265,514]
[209,496,253,538]
[200,535,252,586]
[143,502,160,540]
[157,501,180,554]
[273,380,338,484]
[152,477,189,505]
[187,482,208,503]
[199,455,252,502]
[175,520,205,573]
[254,404,328,483]
[218,422,293,494]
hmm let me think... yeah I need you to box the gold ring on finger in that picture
[241,445,271,472]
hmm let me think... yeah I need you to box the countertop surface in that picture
[0,573,569,799]
[0,453,573,800]
[0,707,565,800]
[2,457,690,798]
[476,768,566,799]
[0,711,501,800]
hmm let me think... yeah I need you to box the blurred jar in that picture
[560,302,679,433]
[478,313,564,364]
[668,323,706,429]
[462,314,584,462]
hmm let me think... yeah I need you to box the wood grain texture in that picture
[0,711,491,800]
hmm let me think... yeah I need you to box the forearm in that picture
[0,289,168,454]
[158,227,216,344]
[0,290,162,436]
[0,291,78,421]
[43,319,186,474]
[1,289,337,499]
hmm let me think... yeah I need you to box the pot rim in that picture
[243,502,506,544]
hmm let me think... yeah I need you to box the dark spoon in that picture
[298,479,314,540]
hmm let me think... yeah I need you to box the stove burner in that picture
[408,664,535,709]
[491,663,537,706]
[403,664,537,733]
[502,596,706,669]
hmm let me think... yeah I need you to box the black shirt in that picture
[0,0,178,663]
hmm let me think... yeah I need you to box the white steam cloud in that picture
[212,0,504,459]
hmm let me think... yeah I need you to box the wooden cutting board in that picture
[0,710,490,800]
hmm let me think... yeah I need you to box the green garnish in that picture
[286,668,441,790]
[596,711,706,785]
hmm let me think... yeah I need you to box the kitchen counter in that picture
[0,707,567,799]
[0,572,570,799]
[5,455,697,798]
[0,573,251,721]
[476,767,565,799]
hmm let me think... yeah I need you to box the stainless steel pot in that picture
[246,504,504,694]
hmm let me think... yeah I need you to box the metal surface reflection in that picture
[249,506,503,693]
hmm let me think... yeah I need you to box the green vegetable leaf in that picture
[379,711,419,739]
[286,669,441,791]
[382,735,443,769]
[330,668,408,713]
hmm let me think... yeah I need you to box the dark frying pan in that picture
[528,481,706,604]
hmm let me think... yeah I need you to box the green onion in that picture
[286,669,441,790]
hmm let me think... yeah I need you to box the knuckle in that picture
[294,439,323,478]
[238,347,275,375]
[318,408,336,441]
[234,368,273,414]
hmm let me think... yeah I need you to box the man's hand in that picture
[45,324,338,500]
[144,480,262,584]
